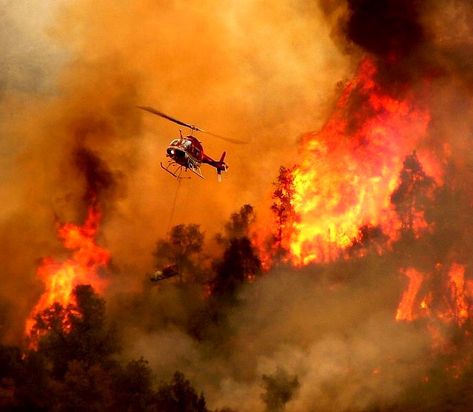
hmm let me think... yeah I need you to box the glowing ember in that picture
[25,205,110,334]
[282,58,430,265]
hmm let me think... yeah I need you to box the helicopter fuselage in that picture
[166,136,204,168]
[164,135,227,179]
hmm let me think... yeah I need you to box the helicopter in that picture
[138,106,245,180]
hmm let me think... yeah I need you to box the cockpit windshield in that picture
[170,138,193,148]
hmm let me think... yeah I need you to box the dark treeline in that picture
[0,204,264,411]
[0,285,208,411]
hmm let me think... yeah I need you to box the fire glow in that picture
[256,56,473,345]
[396,263,473,327]
[278,58,432,266]
[25,205,110,334]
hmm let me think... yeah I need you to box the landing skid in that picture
[160,161,204,179]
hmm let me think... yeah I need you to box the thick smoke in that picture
[319,0,473,218]
[74,147,118,206]
[345,0,425,58]
[3,0,473,410]
[114,264,431,411]
[0,0,350,339]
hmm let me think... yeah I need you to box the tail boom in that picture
[203,151,228,179]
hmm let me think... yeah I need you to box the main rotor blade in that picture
[138,105,249,144]
[138,106,200,131]
[199,130,249,144]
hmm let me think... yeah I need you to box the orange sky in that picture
[0,0,353,337]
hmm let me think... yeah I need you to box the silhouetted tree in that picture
[154,371,208,412]
[112,358,155,411]
[211,237,261,301]
[2,284,218,411]
[211,205,262,300]
[261,368,300,412]
[428,177,473,261]
[12,349,54,411]
[348,224,389,257]
[31,285,119,379]
[154,224,206,282]
[0,345,49,410]
[391,151,436,236]
[55,360,114,411]
[271,166,297,260]
[0,345,22,380]
[217,204,256,244]
[187,207,263,340]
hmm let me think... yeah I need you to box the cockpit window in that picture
[170,139,180,146]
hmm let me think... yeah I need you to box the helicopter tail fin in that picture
[216,152,227,182]
[219,151,226,163]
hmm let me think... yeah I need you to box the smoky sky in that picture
[345,0,425,58]
[3,1,473,410]
[74,147,117,205]
[0,0,351,341]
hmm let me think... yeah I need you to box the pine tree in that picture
[270,166,297,260]
[391,151,436,236]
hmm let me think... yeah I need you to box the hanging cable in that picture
[166,178,182,232]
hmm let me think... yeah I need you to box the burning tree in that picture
[25,204,110,339]
[30,285,119,379]
[391,151,436,238]
[270,166,297,262]
[255,58,431,267]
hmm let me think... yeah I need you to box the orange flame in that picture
[280,58,430,265]
[25,205,110,334]
[396,268,424,321]
[396,263,472,328]
[447,263,469,325]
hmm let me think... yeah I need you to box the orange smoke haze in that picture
[0,0,351,340]
[3,0,473,410]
